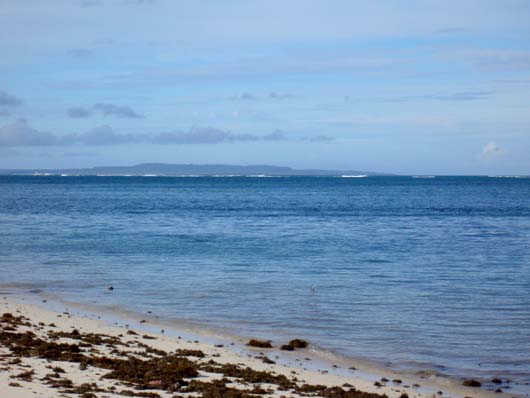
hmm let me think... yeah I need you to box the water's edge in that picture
[0,283,522,397]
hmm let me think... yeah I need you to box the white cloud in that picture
[481,141,504,158]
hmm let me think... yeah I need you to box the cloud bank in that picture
[0,90,22,107]
[67,103,144,119]
[451,49,530,71]
[0,120,291,147]
[0,119,56,147]
[229,92,294,101]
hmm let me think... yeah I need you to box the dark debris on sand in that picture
[246,339,272,348]
[1,312,394,398]
[280,339,309,351]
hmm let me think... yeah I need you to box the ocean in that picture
[1,175,529,392]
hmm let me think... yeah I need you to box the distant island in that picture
[0,163,391,177]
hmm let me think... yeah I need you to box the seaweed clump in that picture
[280,339,308,351]
[1,313,32,331]
[296,384,389,398]
[12,369,35,381]
[201,362,294,390]
[102,355,198,391]
[257,355,276,364]
[181,379,262,398]
[0,330,86,362]
[246,339,272,348]
[462,379,481,387]
[48,329,122,347]
[0,326,199,392]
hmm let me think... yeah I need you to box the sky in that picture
[1,0,530,175]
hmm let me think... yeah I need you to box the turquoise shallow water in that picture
[1,175,529,393]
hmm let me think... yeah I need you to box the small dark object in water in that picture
[247,339,272,348]
[491,378,502,384]
[463,379,481,387]
[437,390,443,395]
[495,388,503,393]
[381,378,389,382]
[214,344,224,348]
[140,320,146,323]
[400,394,409,398]
[393,379,402,384]
[126,330,138,335]
[108,286,114,291]
[374,382,382,387]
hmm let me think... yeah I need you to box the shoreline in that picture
[0,284,418,378]
[0,292,511,398]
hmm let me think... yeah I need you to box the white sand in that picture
[0,295,505,398]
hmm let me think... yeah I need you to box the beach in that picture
[0,293,508,398]
[3,0,530,395]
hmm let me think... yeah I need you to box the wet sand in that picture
[0,295,509,398]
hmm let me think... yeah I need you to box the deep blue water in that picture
[1,175,530,389]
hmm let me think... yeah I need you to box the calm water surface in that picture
[1,175,529,391]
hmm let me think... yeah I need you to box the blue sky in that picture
[1,0,530,174]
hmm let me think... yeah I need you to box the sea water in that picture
[0,175,529,392]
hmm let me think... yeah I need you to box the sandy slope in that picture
[0,295,503,398]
